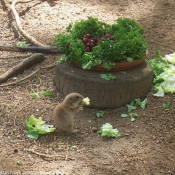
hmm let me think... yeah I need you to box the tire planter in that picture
[55,61,153,109]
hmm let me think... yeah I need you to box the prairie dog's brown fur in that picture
[53,93,84,132]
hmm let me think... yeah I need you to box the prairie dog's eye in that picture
[76,96,80,99]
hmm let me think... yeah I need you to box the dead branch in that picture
[0,54,46,84]
[0,45,60,53]
[0,64,55,87]
[11,0,47,47]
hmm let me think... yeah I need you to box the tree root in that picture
[0,64,55,87]
[0,54,46,84]
[0,45,60,53]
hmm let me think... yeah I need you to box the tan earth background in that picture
[0,0,175,174]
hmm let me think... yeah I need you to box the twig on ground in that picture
[0,53,46,84]
[11,0,47,47]
[167,156,175,162]
[65,141,69,161]
[25,149,75,161]
[0,64,55,87]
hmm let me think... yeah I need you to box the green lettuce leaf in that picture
[98,123,121,138]
[25,115,55,139]
[155,65,175,94]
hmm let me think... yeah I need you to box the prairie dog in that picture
[53,93,84,132]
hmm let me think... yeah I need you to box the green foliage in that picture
[147,50,169,77]
[135,98,148,109]
[148,50,175,95]
[42,90,52,97]
[126,98,148,112]
[17,161,21,165]
[27,90,40,99]
[100,73,116,80]
[17,41,30,47]
[121,113,138,122]
[163,102,171,109]
[123,98,147,122]
[96,110,108,118]
[53,17,148,70]
[27,90,52,98]
[98,123,121,138]
[25,115,55,139]
[126,104,137,112]
[121,71,126,75]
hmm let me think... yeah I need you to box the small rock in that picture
[14,149,18,153]
[91,127,98,132]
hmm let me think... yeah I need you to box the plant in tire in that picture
[53,17,148,70]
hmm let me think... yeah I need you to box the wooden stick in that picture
[0,64,55,87]
[0,45,60,53]
[11,0,47,47]
[0,54,46,84]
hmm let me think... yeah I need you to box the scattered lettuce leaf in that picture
[135,98,148,109]
[153,86,164,97]
[100,74,117,80]
[155,65,175,94]
[131,117,136,122]
[96,110,108,118]
[27,91,40,99]
[17,41,30,47]
[25,115,55,139]
[98,123,121,138]
[147,50,169,77]
[42,90,52,96]
[148,50,175,95]
[163,102,171,109]
[126,104,137,112]
[120,113,129,117]
[121,113,138,121]
[164,52,175,64]
[27,130,39,139]
[120,71,126,75]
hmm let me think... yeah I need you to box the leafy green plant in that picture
[124,98,147,121]
[96,110,108,118]
[42,90,52,97]
[126,98,148,112]
[26,115,55,139]
[147,50,175,95]
[163,102,171,109]
[27,90,40,99]
[121,113,138,122]
[135,98,148,109]
[120,71,126,75]
[126,104,137,112]
[17,41,30,47]
[100,73,116,80]
[98,123,121,138]
[27,90,52,98]
[53,17,148,70]
[16,161,21,165]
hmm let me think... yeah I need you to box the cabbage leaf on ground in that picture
[98,123,121,138]
[148,50,175,95]
[26,115,55,139]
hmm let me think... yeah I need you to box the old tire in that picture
[55,62,153,109]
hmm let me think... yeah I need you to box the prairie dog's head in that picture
[64,93,84,108]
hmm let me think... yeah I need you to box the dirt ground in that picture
[0,0,175,174]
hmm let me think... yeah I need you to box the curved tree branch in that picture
[11,0,47,47]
